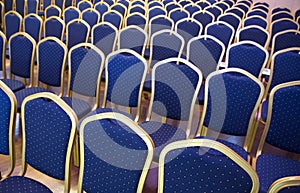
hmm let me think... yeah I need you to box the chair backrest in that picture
[44,16,65,41]
[103,0,114,6]
[243,15,268,29]
[102,10,123,30]
[272,7,291,15]
[24,13,42,43]
[54,0,65,10]
[226,41,268,79]
[91,22,118,57]
[198,68,264,153]
[111,3,127,17]
[204,5,223,20]
[192,10,215,32]
[0,31,6,78]
[225,7,245,20]
[257,81,300,157]
[15,0,25,16]
[271,11,294,22]
[77,0,92,12]
[129,4,145,15]
[196,1,210,9]
[246,9,268,19]
[205,21,234,49]
[149,15,174,40]
[158,138,259,193]
[67,43,105,106]
[148,1,163,9]
[237,25,270,49]
[187,35,225,79]
[94,2,109,22]
[252,5,269,15]
[0,80,16,177]
[4,0,14,12]
[36,37,67,95]
[215,2,229,12]
[118,26,147,56]
[78,112,154,193]
[234,3,249,13]
[25,0,38,15]
[149,29,184,70]
[4,11,22,40]
[21,92,77,193]
[147,58,202,136]
[165,2,181,13]
[42,0,52,10]
[63,6,81,25]
[267,47,300,94]
[169,8,189,24]
[9,32,36,85]
[148,6,167,21]
[218,12,241,32]
[125,12,147,30]
[131,0,145,7]
[45,5,62,18]
[82,8,100,29]
[183,3,200,16]
[66,19,90,49]
[103,49,147,121]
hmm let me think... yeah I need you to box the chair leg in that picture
[73,133,80,167]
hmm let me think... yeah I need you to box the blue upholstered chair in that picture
[63,6,81,25]
[92,22,118,57]
[271,11,294,22]
[66,19,90,50]
[226,41,269,79]
[0,80,16,178]
[103,0,114,6]
[252,6,269,15]
[131,0,145,7]
[244,16,268,29]
[102,10,123,30]
[25,0,38,15]
[45,5,62,19]
[254,81,300,193]
[82,8,100,29]
[237,26,270,49]
[204,6,223,20]
[118,26,147,57]
[234,3,250,13]
[78,112,154,193]
[165,2,181,13]
[14,37,67,111]
[158,138,259,193]
[192,10,215,34]
[183,4,200,16]
[225,7,245,20]
[15,0,25,16]
[148,15,174,43]
[169,8,189,24]
[261,48,300,122]
[117,0,129,9]
[125,12,147,31]
[44,16,65,41]
[215,2,229,12]
[128,4,145,15]
[247,10,268,19]
[196,1,210,9]
[111,3,127,17]
[94,2,109,22]
[148,1,163,9]
[140,58,203,161]
[0,31,7,80]
[205,21,235,50]
[197,68,264,161]
[62,43,105,119]
[4,0,14,12]
[272,7,291,15]
[77,0,92,12]
[0,92,77,193]
[4,11,22,41]
[148,6,167,21]
[254,2,269,8]
[24,14,42,43]
[218,12,241,32]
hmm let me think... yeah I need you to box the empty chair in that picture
[225,7,245,20]
[45,5,62,18]
[4,11,22,41]
[44,16,65,41]
[272,7,291,15]
[128,4,145,15]
[215,2,229,12]
[25,0,38,15]
[140,58,202,161]
[111,3,127,17]
[148,1,163,9]
[117,0,129,9]
[254,2,269,7]
[165,2,181,13]
[205,21,235,50]
[103,0,114,6]
[4,0,14,12]
[252,5,269,15]
[131,0,145,7]
[237,26,270,49]
[14,37,67,111]
[148,6,167,21]
[102,10,123,30]
[54,0,65,11]
[243,15,268,29]
[192,10,215,33]
[183,3,200,16]
[118,26,147,56]
[271,11,294,22]
[78,112,154,193]
[196,1,210,9]
[66,19,90,49]
[148,15,174,42]
[0,80,16,178]
[94,2,109,22]
[204,5,223,20]
[158,138,259,193]
[125,12,147,30]
[15,0,25,16]
[62,43,104,119]
[63,6,80,25]
[222,0,234,8]
[247,9,268,19]
[82,8,100,29]
[77,0,92,12]
[234,3,250,14]
[24,14,42,43]
[254,81,300,193]
[92,22,118,57]
[218,12,241,32]
[226,41,268,79]
[169,8,189,24]
[0,92,77,193]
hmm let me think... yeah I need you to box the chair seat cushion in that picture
[261,100,268,122]
[0,176,52,193]
[1,79,25,92]
[139,121,187,162]
[61,97,92,119]
[15,87,52,111]
[256,154,300,193]
[143,73,151,92]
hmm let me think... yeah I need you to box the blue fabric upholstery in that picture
[15,88,52,111]
[129,6,145,15]
[197,83,205,105]
[272,7,290,14]
[126,13,146,30]
[82,10,99,29]
[236,4,249,13]
[247,10,268,19]
[270,20,298,47]
[43,0,51,10]
[148,7,166,21]
[55,0,64,10]
[103,12,122,30]
[203,72,262,136]
[162,144,253,192]
[143,74,151,92]
[239,27,268,47]
[216,3,228,12]
[64,8,80,25]
[67,21,89,49]
[24,15,41,43]
[38,39,66,87]
[184,5,200,15]
[78,1,92,12]
[119,27,146,55]
[219,14,240,31]
[269,50,300,92]
[111,4,126,17]
[45,6,60,18]
[197,2,210,9]
[228,43,266,78]
[81,117,149,192]
[226,8,244,19]
[4,0,13,12]
[23,97,73,180]
[193,12,214,31]
[273,31,300,54]
[95,3,109,22]
[45,17,63,40]
[0,176,52,193]
[166,3,180,13]
[0,88,11,155]
[139,121,186,161]
[261,100,268,122]
[61,97,92,119]
[27,0,38,14]
[118,0,129,8]
[272,12,293,22]
[10,34,34,79]
[170,10,189,24]
[0,79,25,92]
[206,22,233,49]
[257,154,300,193]
[92,23,117,57]
[106,52,145,107]
[206,7,222,19]
[15,0,25,16]
[149,17,173,39]
[4,13,21,40]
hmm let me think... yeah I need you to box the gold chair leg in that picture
[73,133,80,167]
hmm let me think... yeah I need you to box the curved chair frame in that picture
[24,13,43,43]
[237,25,270,49]
[45,4,62,18]
[125,12,148,31]
[66,19,91,49]
[243,15,269,29]
[102,10,123,30]
[4,11,23,40]
[44,16,65,41]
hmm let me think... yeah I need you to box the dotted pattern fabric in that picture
[273,32,300,54]
[162,146,253,193]
[184,5,200,16]
[206,23,233,49]
[4,0,13,12]
[15,0,24,16]
[95,4,109,22]
[170,10,189,24]
[219,14,240,32]
[0,176,52,193]
[78,2,92,12]
[270,20,298,47]
[10,35,34,78]
[106,52,145,107]
[126,14,146,30]
[103,12,122,30]
[61,97,91,119]
[193,12,214,32]
[206,7,222,19]
[81,118,148,193]
[203,72,261,136]
[247,11,267,19]
[111,4,126,17]
[149,17,173,39]
[23,97,73,180]
[119,28,146,55]
[0,79,25,92]
[82,10,99,29]
[24,16,41,43]
[257,154,300,193]
[148,8,165,21]
[67,22,89,49]
[228,43,267,78]
[45,7,60,18]
[45,18,63,40]
[64,9,80,25]
[239,27,268,47]
[0,88,11,155]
